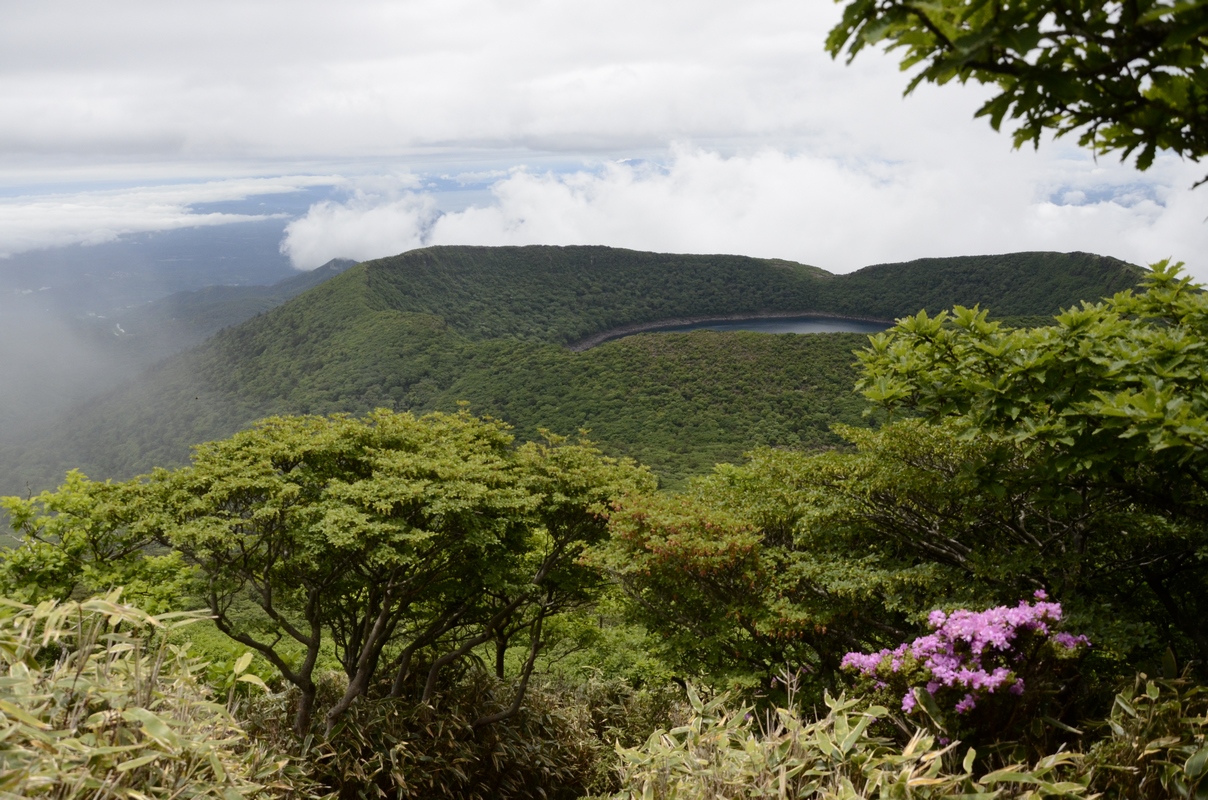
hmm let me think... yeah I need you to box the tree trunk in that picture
[294,681,316,736]
[474,612,546,729]
[323,600,399,737]
[495,634,508,680]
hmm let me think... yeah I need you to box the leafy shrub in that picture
[610,687,1089,799]
[300,667,606,800]
[841,594,1090,752]
[0,591,294,799]
[275,666,688,800]
[855,262,1208,673]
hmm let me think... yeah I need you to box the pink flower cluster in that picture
[841,591,1090,715]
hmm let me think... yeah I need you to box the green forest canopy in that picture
[6,259,1208,800]
[1,246,1141,495]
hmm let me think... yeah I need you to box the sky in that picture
[3,0,1207,280]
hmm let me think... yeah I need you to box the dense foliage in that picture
[3,249,1193,799]
[292,672,685,799]
[442,331,873,483]
[3,410,653,740]
[0,246,1138,496]
[1085,672,1208,799]
[858,261,1208,667]
[613,688,1089,799]
[595,265,1208,715]
[359,247,1134,343]
[612,676,1208,799]
[828,0,1208,174]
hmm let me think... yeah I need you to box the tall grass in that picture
[611,685,1087,799]
[0,591,294,799]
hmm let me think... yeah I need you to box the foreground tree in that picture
[596,418,1183,695]
[858,262,1208,485]
[2,409,653,736]
[856,262,1208,665]
[828,0,1208,174]
[598,264,1208,694]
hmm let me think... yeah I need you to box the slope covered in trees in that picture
[8,261,1208,800]
[349,246,1136,342]
[1,245,1140,492]
[100,257,358,364]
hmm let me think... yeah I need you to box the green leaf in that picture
[236,673,269,690]
[116,753,162,772]
[962,746,978,774]
[121,708,177,746]
[209,751,227,782]
[1186,747,1208,780]
[914,687,947,730]
[0,700,50,730]
[1163,647,1179,679]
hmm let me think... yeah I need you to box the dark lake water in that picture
[646,316,890,335]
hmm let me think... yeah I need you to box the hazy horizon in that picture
[3,0,1205,452]
[2,0,1206,283]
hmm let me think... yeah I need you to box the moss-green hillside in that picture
[2,245,1142,492]
[435,331,871,481]
[355,245,1137,342]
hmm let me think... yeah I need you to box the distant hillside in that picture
[813,251,1140,319]
[99,257,357,364]
[353,246,1135,343]
[0,259,355,446]
[2,246,1141,493]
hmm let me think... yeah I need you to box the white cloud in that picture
[5,0,1208,281]
[281,147,1208,278]
[0,176,337,258]
[281,186,439,267]
[0,0,1012,179]
[0,0,845,166]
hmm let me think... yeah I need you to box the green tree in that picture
[596,264,1208,691]
[2,409,653,737]
[591,435,949,695]
[857,262,1208,667]
[596,417,1196,699]
[828,0,1208,173]
[0,471,193,613]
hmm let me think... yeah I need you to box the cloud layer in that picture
[0,0,865,167]
[282,148,1208,278]
[0,177,335,258]
[5,0,1208,281]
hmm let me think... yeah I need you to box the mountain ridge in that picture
[1,245,1143,494]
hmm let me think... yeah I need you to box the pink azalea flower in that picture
[840,596,1090,717]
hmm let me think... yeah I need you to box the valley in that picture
[0,245,1141,494]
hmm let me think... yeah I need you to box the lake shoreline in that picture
[566,310,895,351]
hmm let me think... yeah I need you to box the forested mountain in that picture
[340,246,1134,342]
[2,245,1140,493]
[97,257,358,365]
